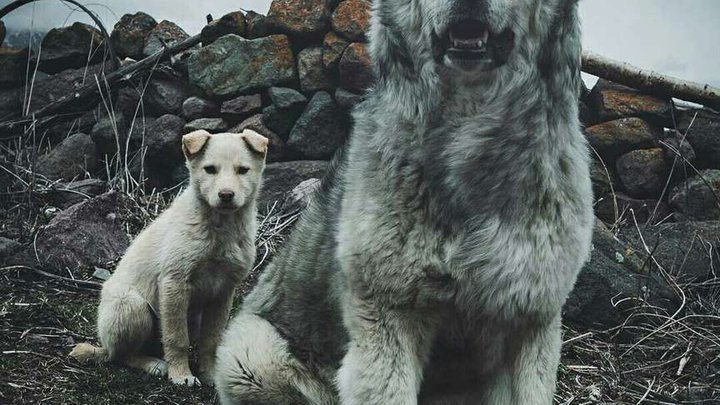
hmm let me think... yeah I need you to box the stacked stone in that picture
[582,80,720,224]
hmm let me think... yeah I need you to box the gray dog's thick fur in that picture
[215,0,593,403]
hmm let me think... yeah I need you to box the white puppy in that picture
[70,130,268,386]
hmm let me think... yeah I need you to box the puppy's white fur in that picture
[69,130,267,386]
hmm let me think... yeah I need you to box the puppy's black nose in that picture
[218,190,235,202]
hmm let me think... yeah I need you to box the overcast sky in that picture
[2,0,719,87]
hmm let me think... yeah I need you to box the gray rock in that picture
[221,94,262,120]
[260,161,328,208]
[115,86,145,121]
[331,0,371,41]
[0,47,26,87]
[34,191,130,272]
[111,12,158,60]
[588,79,673,126]
[24,62,112,112]
[589,158,616,200]
[339,42,373,93]
[0,237,22,265]
[146,114,186,167]
[616,148,668,198]
[0,87,20,120]
[335,88,363,109]
[90,115,150,156]
[47,178,108,208]
[92,267,113,281]
[34,22,105,74]
[267,0,332,37]
[669,169,720,221]
[143,20,190,57]
[145,78,189,116]
[202,11,246,45]
[188,34,296,99]
[262,87,309,139]
[585,117,660,159]
[35,133,97,181]
[244,11,269,39]
[231,114,286,163]
[660,130,696,167]
[677,109,720,169]
[268,86,307,110]
[298,47,334,92]
[619,221,720,280]
[287,91,348,159]
[564,219,679,327]
[594,193,672,226]
[184,118,229,133]
[323,31,349,70]
[181,96,220,121]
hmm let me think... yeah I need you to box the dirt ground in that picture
[1,261,718,404]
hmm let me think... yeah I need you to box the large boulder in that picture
[33,191,130,272]
[34,22,105,74]
[143,20,190,57]
[677,109,720,169]
[585,118,660,159]
[35,133,97,181]
[669,170,720,221]
[287,91,348,160]
[145,78,189,115]
[182,96,220,121]
[619,221,720,280]
[322,31,349,70]
[260,161,328,208]
[332,0,371,41]
[564,220,678,327]
[231,114,286,163]
[615,148,667,198]
[297,46,334,92]
[0,47,29,87]
[267,0,332,38]
[202,11,246,45]
[588,79,672,126]
[188,34,296,99]
[262,87,308,139]
[339,42,373,93]
[221,94,262,121]
[111,12,158,60]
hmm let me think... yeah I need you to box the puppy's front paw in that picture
[170,374,201,386]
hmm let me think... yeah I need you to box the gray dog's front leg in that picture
[336,297,438,405]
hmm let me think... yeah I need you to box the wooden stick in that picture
[0,33,202,138]
[582,50,720,111]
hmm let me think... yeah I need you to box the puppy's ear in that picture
[241,130,269,156]
[182,130,211,158]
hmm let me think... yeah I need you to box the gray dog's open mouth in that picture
[438,19,515,71]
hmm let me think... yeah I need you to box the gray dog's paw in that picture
[170,374,201,386]
[146,360,169,377]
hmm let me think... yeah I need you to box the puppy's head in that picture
[182,130,268,213]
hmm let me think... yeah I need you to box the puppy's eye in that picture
[236,167,250,175]
[204,166,217,174]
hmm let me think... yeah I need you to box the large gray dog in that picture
[215,0,593,403]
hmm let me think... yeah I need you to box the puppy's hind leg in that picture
[97,286,168,377]
[215,313,336,405]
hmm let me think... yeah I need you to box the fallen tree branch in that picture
[582,50,720,111]
[0,33,202,138]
